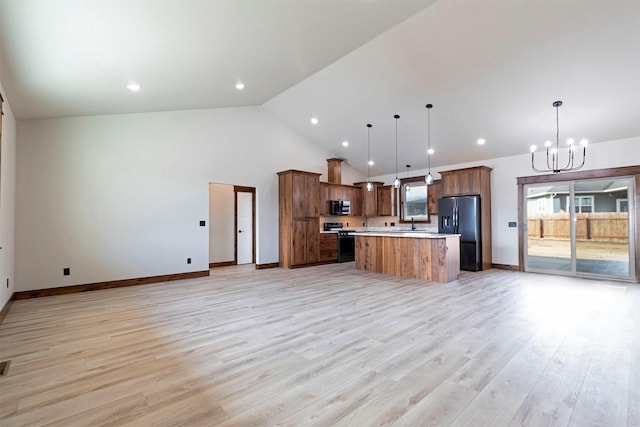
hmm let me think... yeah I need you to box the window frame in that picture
[399,175,430,223]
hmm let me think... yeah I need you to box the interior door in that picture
[236,191,253,264]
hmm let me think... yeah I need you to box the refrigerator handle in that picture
[453,203,458,232]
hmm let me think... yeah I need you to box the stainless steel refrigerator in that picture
[438,195,482,271]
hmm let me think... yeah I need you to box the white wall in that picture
[372,136,640,266]
[0,79,17,311]
[16,106,365,291]
[209,183,234,264]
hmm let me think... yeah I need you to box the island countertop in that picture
[353,231,459,239]
[354,233,460,282]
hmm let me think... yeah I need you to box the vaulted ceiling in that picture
[1,0,639,176]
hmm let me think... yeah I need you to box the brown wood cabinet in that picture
[319,182,362,216]
[319,233,338,262]
[350,186,363,216]
[278,170,321,268]
[438,166,492,270]
[319,182,330,215]
[377,185,397,217]
[441,166,490,197]
[353,182,384,217]
[427,179,442,216]
[292,218,320,265]
[355,234,460,283]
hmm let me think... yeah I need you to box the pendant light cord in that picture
[553,102,560,169]
[367,124,372,181]
[427,107,431,171]
[395,116,398,179]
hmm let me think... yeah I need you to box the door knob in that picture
[238,230,243,233]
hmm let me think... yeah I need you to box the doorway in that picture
[234,186,255,265]
[524,177,635,281]
[208,183,256,268]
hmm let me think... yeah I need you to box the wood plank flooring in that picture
[0,264,638,426]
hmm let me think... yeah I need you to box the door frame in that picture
[517,165,640,283]
[234,186,256,264]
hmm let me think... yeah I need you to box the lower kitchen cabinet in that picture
[319,233,338,262]
[292,218,320,266]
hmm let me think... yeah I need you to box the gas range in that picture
[324,222,356,262]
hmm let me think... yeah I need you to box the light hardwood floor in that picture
[0,264,638,426]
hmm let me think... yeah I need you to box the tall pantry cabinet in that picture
[278,170,321,268]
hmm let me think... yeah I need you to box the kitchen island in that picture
[354,232,460,283]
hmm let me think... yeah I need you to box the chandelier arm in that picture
[531,153,546,173]
[558,148,586,172]
[545,146,554,171]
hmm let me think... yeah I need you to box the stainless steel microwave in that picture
[329,200,350,215]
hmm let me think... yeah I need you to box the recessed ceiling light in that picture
[235,82,245,90]
[477,138,486,145]
[368,160,374,166]
[310,117,318,125]
[342,141,349,147]
[127,83,140,92]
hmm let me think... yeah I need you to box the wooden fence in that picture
[528,212,629,241]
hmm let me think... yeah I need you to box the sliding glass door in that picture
[525,177,635,281]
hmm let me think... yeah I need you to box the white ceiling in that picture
[1,0,639,177]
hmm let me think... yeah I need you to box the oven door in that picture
[337,234,355,262]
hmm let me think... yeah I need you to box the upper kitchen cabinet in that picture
[291,171,320,218]
[377,185,397,217]
[427,179,442,215]
[278,170,321,268]
[319,182,360,216]
[440,166,492,197]
[319,182,330,216]
[354,182,384,217]
[350,186,363,217]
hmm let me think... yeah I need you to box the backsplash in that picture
[320,215,438,232]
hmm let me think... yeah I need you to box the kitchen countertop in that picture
[353,231,459,238]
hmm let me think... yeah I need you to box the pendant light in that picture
[425,104,434,185]
[366,124,373,192]
[393,114,401,189]
[405,164,411,192]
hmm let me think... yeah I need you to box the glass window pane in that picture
[575,179,630,277]
[402,180,428,221]
[526,184,572,273]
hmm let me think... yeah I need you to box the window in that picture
[536,197,549,213]
[567,195,594,213]
[617,199,628,213]
[400,176,428,222]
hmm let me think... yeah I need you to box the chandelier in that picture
[531,100,588,173]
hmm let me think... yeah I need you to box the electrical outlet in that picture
[508,222,517,228]
[390,222,395,226]
[385,222,388,226]
[187,258,192,264]
[63,268,70,276]
[199,220,206,226]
